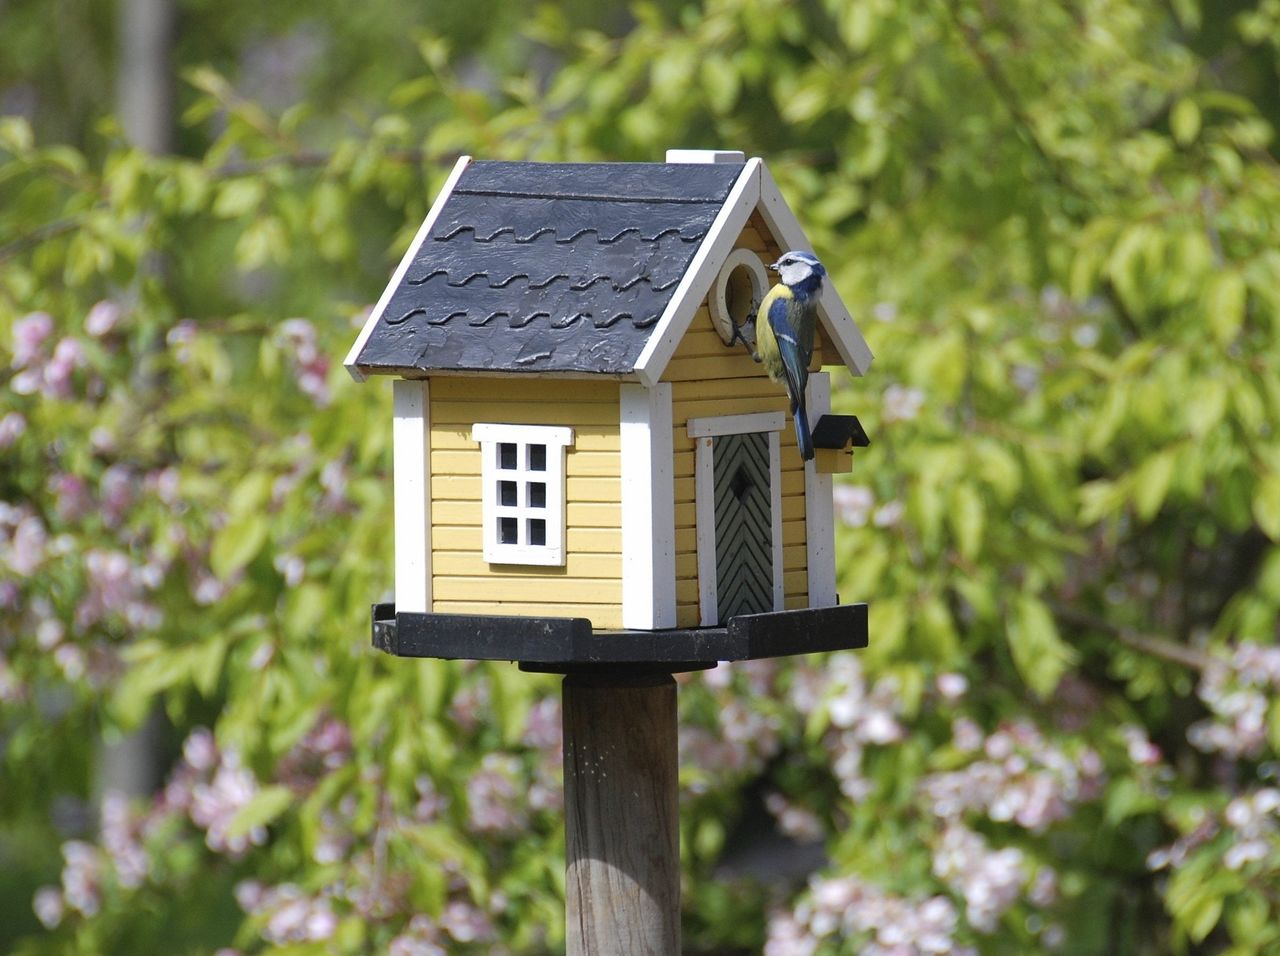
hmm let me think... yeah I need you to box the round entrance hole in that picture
[709,247,768,347]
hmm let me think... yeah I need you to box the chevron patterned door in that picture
[712,431,773,621]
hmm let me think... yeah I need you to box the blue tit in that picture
[755,250,825,461]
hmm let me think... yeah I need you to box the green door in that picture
[713,431,773,621]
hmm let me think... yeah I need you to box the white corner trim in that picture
[620,383,676,630]
[768,430,785,612]
[687,410,785,439]
[345,155,473,381]
[633,158,762,388]
[694,434,717,626]
[805,372,838,607]
[665,149,746,164]
[393,380,432,613]
[755,162,874,376]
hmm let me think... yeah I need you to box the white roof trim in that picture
[634,158,873,386]
[344,154,473,382]
[632,159,762,388]
[755,162,873,375]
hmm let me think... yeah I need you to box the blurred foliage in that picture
[3,0,1280,953]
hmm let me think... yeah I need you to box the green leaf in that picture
[948,484,985,560]
[226,785,294,839]
[210,513,269,579]
[1171,98,1201,146]
[1254,473,1280,540]
[1205,271,1246,345]
[1007,595,1076,698]
[1133,449,1176,521]
[213,178,265,218]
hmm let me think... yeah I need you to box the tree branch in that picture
[1050,602,1216,672]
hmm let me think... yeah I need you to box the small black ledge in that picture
[812,414,870,450]
[371,602,868,673]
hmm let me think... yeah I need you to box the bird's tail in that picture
[794,404,814,462]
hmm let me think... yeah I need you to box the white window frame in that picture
[472,423,574,566]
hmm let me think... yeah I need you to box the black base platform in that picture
[371,602,868,673]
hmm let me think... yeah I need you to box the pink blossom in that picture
[100,465,135,526]
[85,300,124,337]
[834,484,875,527]
[883,384,925,422]
[0,411,25,449]
[183,728,219,772]
[873,500,905,528]
[52,473,92,522]
[522,696,562,750]
[5,511,47,575]
[465,754,526,835]
[439,900,494,943]
[273,553,304,586]
[60,841,102,917]
[937,673,968,700]
[32,886,64,928]
[41,337,87,398]
[11,311,53,367]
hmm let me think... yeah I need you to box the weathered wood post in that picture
[563,673,680,954]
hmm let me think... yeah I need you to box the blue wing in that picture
[767,297,809,412]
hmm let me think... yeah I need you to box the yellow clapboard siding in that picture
[673,476,695,505]
[675,552,697,580]
[676,604,699,628]
[675,502,696,527]
[671,379,787,402]
[430,377,618,404]
[433,601,623,629]
[782,518,806,545]
[672,449,694,477]
[433,525,621,553]
[432,401,620,427]
[431,429,621,453]
[434,550,622,578]
[784,571,808,594]
[432,449,620,478]
[736,227,768,252]
[434,576,622,603]
[431,475,620,503]
[676,579,699,604]
[432,500,620,527]
[664,354,772,382]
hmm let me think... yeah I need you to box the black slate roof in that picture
[352,160,746,375]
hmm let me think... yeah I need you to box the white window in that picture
[472,423,574,566]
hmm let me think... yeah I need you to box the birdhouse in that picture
[347,150,872,667]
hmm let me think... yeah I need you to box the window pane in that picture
[528,444,546,471]
[528,518,546,546]
[499,481,517,506]
[528,482,546,509]
[499,516,518,544]
[499,443,517,470]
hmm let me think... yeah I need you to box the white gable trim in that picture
[345,154,473,381]
[755,163,874,376]
[634,158,873,385]
[620,383,676,630]
[633,159,762,388]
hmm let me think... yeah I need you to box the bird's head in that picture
[769,250,826,289]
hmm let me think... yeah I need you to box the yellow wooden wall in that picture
[662,211,824,627]
[428,377,624,628]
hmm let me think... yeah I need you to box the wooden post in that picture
[563,673,680,955]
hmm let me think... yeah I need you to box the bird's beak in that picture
[767,260,781,272]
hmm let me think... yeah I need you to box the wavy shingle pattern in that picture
[354,160,745,375]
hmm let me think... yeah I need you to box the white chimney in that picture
[665,149,746,164]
